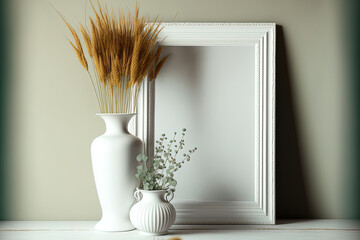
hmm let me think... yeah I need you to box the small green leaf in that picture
[136,154,142,161]
[169,180,177,187]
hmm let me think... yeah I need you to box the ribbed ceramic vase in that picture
[129,189,176,235]
[91,113,143,231]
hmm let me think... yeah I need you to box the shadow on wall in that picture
[346,0,360,219]
[0,0,10,221]
[275,26,314,219]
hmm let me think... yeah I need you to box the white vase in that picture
[91,113,143,231]
[129,189,176,236]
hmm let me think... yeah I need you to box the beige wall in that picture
[8,0,351,219]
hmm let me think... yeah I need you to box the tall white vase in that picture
[91,113,143,231]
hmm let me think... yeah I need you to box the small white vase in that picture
[130,189,176,235]
[91,113,143,231]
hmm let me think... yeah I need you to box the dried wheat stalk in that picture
[59,1,168,113]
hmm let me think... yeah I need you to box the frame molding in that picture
[137,23,276,225]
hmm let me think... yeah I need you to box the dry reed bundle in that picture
[59,1,168,113]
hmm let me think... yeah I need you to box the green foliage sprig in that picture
[135,128,197,192]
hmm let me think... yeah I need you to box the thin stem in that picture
[87,71,102,112]
[160,133,177,178]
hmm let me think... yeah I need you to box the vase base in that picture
[94,221,135,232]
[140,231,168,236]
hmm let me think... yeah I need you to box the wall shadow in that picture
[0,0,10,221]
[345,0,360,219]
[276,26,313,219]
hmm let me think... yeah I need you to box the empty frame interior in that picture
[154,46,256,202]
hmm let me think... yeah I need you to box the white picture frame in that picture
[136,23,276,225]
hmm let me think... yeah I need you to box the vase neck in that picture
[98,114,135,135]
[140,190,166,202]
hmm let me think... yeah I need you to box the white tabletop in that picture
[0,220,359,240]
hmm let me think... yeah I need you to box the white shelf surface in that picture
[0,220,359,240]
